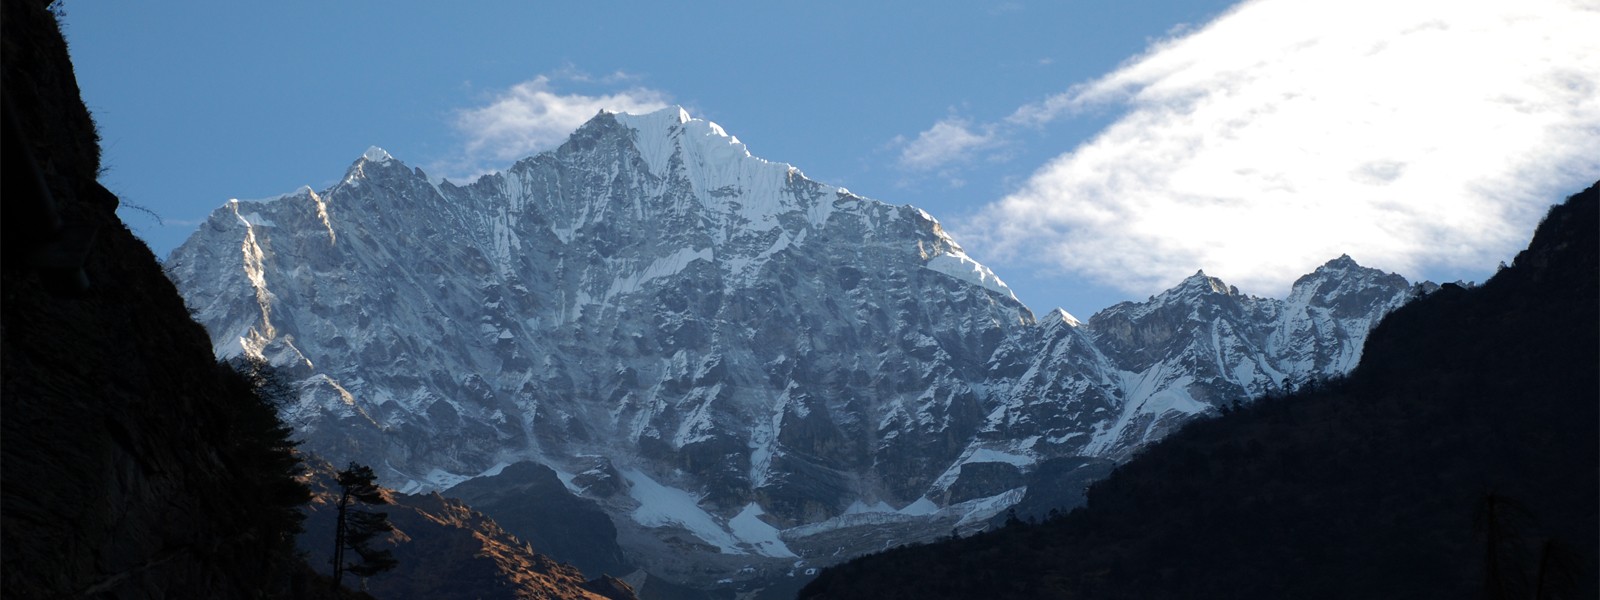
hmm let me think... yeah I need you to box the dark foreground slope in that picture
[2,1,315,596]
[802,184,1598,600]
[445,461,634,581]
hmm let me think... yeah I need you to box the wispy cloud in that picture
[896,117,1000,171]
[968,0,1600,297]
[449,75,669,177]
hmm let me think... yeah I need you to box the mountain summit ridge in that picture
[167,107,1425,590]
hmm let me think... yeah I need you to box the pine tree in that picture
[332,462,397,592]
[217,360,311,589]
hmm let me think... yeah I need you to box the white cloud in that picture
[974,0,1600,297]
[453,75,668,169]
[896,117,1000,171]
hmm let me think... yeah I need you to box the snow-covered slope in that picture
[166,106,1424,590]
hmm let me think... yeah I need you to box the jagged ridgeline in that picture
[167,105,1427,588]
[801,185,1599,599]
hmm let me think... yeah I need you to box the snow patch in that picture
[747,387,793,487]
[235,212,275,228]
[965,448,1034,467]
[672,385,723,447]
[783,502,925,538]
[930,445,1037,491]
[787,490,1024,540]
[729,503,797,558]
[607,247,714,298]
[1084,371,1210,456]
[622,468,744,555]
[924,252,1015,299]
[953,488,1027,527]
[423,468,470,490]
[898,497,939,516]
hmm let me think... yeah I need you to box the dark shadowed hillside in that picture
[445,461,634,580]
[2,0,317,596]
[802,183,1598,600]
[296,457,638,600]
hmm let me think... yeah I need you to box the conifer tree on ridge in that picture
[331,462,397,592]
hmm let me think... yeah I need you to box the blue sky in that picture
[63,1,1599,317]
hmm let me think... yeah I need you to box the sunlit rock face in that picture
[168,106,1422,588]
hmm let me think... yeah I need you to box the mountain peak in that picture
[340,146,407,186]
[585,106,840,238]
[1176,270,1233,296]
[1294,255,1406,288]
[607,105,765,179]
[362,145,395,164]
[1318,254,1361,271]
[1046,308,1082,327]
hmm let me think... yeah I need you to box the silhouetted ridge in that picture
[2,2,318,596]
[801,183,1598,600]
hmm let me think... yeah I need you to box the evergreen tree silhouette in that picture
[332,462,397,592]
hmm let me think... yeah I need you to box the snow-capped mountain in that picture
[990,260,1423,462]
[166,107,1425,589]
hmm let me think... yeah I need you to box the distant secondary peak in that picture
[1047,308,1082,327]
[1178,270,1233,295]
[1321,254,1361,269]
[362,146,394,164]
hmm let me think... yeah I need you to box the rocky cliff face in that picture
[169,107,1031,515]
[167,106,1425,590]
